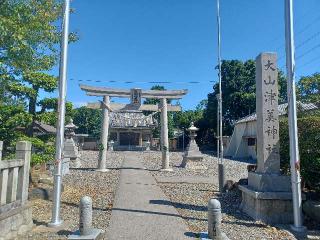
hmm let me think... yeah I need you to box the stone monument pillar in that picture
[98,95,110,172]
[239,53,293,224]
[160,98,172,171]
[181,122,204,169]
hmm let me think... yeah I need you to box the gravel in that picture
[142,151,300,240]
[142,151,251,183]
[20,150,315,239]
[24,151,122,240]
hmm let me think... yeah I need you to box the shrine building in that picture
[109,111,158,151]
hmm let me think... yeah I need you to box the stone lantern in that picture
[108,140,114,151]
[181,122,204,169]
[64,119,81,168]
[65,119,77,140]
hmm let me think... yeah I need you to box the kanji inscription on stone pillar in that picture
[256,53,280,174]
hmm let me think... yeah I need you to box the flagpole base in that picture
[48,220,64,228]
[290,224,307,233]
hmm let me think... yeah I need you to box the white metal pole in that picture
[216,94,220,161]
[217,0,225,193]
[182,128,185,152]
[49,0,70,227]
[284,0,306,232]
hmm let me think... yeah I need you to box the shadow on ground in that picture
[111,207,206,222]
[150,199,207,212]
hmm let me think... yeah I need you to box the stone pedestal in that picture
[239,53,292,224]
[239,171,293,223]
[0,204,33,239]
[64,138,81,168]
[181,123,204,169]
[239,184,293,223]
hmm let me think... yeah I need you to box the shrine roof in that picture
[109,111,158,129]
[235,102,318,125]
[80,84,188,99]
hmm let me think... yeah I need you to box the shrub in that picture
[279,116,320,191]
[16,136,55,166]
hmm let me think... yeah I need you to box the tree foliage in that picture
[73,107,102,138]
[203,60,287,140]
[37,97,73,126]
[298,72,320,103]
[280,116,320,191]
[0,0,77,136]
[0,0,77,165]
[0,105,32,148]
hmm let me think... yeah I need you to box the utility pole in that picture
[284,0,306,232]
[49,0,70,227]
[217,0,225,193]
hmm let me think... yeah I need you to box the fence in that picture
[0,141,31,214]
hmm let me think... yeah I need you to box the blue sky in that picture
[44,0,320,110]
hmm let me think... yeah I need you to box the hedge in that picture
[279,116,320,192]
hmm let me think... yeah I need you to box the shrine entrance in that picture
[119,132,139,146]
[80,84,188,171]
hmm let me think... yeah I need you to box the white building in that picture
[225,102,318,160]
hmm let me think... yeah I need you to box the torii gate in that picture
[80,84,188,171]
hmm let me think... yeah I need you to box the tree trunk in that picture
[27,86,38,137]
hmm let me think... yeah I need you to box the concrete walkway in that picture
[155,175,216,184]
[107,153,194,240]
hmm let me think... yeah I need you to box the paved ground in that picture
[107,152,195,240]
[155,175,215,184]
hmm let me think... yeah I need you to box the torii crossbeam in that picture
[80,84,188,171]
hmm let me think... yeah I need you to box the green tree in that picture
[73,107,102,138]
[0,0,77,136]
[174,100,206,130]
[37,97,73,126]
[298,73,320,103]
[0,105,32,148]
[202,59,287,144]
[280,116,320,191]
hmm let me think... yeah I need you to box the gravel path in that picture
[24,151,122,240]
[142,151,299,240]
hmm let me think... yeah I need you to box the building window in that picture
[248,138,256,146]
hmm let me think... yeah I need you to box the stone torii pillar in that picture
[160,98,171,171]
[98,95,110,172]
